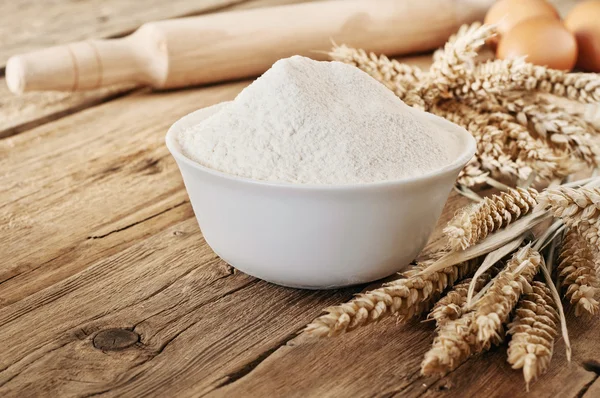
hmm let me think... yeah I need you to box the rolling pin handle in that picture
[5,38,154,94]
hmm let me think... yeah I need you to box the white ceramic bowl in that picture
[166,102,476,289]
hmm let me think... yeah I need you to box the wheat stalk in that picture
[507,281,560,390]
[474,245,542,347]
[444,188,539,251]
[303,258,480,337]
[557,228,600,316]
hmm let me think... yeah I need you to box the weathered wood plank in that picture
[0,82,246,306]
[0,0,317,67]
[0,218,358,397]
[0,81,137,139]
[583,376,600,398]
[0,0,317,139]
[209,306,600,398]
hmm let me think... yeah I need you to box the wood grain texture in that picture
[0,218,359,397]
[0,81,137,138]
[0,82,244,306]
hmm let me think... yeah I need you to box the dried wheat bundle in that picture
[303,258,480,337]
[421,312,482,376]
[444,188,539,251]
[558,229,600,316]
[538,187,600,246]
[507,281,560,390]
[435,99,575,184]
[429,269,495,326]
[474,246,542,348]
[331,22,600,186]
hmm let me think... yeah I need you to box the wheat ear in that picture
[421,312,483,376]
[303,258,479,337]
[521,65,600,103]
[444,188,539,251]
[507,281,560,390]
[558,229,599,316]
[537,187,600,247]
[424,23,495,104]
[470,60,600,103]
[474,246,542,347]
[429,268,497,327]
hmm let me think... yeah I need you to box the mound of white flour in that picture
[179,56,456,185]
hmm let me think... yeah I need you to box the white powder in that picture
[179,56,456,185]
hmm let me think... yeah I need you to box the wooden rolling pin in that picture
[6,0,494,94]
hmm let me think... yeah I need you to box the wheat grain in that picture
[558,229,599,316]
[474,245,542,347]
[303,258,480,337]
[444,188,539,251]
[507,281,559,390]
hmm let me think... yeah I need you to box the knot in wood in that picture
[93,328,139,351]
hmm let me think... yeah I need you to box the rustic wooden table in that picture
[1,1,599,397]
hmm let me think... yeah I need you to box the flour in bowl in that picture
[178,56,457,185]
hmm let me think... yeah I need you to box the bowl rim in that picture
[166,102,477,191]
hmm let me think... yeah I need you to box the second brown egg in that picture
[497,17,578,70]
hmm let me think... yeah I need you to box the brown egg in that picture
[565,0,600,72]
[497,17,578,70]
[484,0,559,47]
